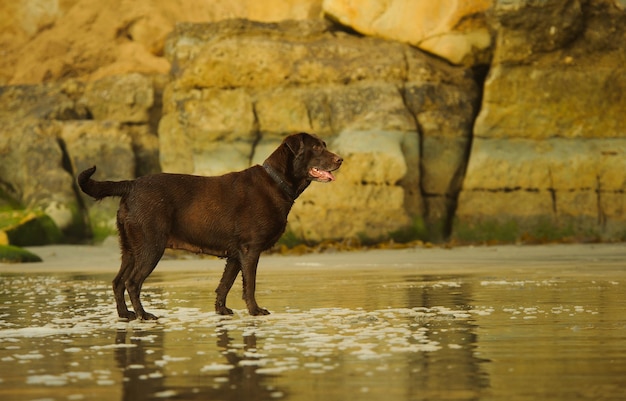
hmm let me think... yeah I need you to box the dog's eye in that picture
[312,145,322,153]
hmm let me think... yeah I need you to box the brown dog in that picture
[78,133,342,320]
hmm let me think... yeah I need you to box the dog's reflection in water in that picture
[113,325,283,401]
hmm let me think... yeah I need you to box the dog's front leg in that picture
[215,257,240,315]
[240,249,270,316]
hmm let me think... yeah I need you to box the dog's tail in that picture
[77,166,134,200]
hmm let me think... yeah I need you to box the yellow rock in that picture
[322,0,493,65]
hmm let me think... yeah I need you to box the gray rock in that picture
[79,73,154,123]
[454,0,626,242]
[0,120,83,237]
[0,74,161,242]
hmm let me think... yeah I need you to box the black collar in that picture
[263,162,296,201]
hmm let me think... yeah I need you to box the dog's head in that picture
[284,133,342,182]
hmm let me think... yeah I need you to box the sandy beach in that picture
[3,241,624,274]
[2,241,626,401]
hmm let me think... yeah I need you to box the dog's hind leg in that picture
[113,250,136,320]
[125,245,164,320]
[215,257,241,315]
[112,204,137,320]
[122,217,166,320]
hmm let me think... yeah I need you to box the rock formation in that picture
[454,0,626,242]
[160,19,478,242]
[1,0,626,248]
[322,0,493,66]
[0,75,160,241]
[0,0,323,85]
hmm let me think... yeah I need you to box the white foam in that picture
[0,326,92,338]
[200,363,234,372]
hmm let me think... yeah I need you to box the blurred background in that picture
[1,0,625,250]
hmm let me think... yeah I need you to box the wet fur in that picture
[78,133,342,320]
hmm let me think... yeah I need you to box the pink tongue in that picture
[323,171,335,181]
[310,168,335,181]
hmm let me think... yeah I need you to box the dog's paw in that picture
[140,312,159,321]
[249,307,270,316]
[216,306,234,315]
[118,311,137,321]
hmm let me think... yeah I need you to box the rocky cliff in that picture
[1,0,625,246]
[455,0,626,242]
[0,74,160,241]
[159,19,478,242]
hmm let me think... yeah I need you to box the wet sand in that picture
[1,243,625,401]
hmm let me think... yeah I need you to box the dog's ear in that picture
[284,133,305,156]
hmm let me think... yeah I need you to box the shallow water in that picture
[1,246,626,401]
